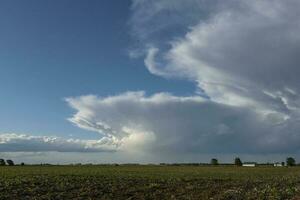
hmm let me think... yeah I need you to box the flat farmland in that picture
[1,165,300,199]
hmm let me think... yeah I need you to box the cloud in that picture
[62,0,300,157]
[130,0,300,112]
[130,0,220,43]
[65,92,300,155]
[0,133,118,152]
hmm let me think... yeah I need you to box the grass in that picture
[1,165,300,199]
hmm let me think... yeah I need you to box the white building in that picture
[274,162,284,167]
[242,162,256,167]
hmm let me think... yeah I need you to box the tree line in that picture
[0,157,297,166]
[210,157,296,166]
[0,159,15,166]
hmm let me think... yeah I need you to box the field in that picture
[1,165,300,199]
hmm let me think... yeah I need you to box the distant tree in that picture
[20,162,25,166]
[281,162,285,166]
[6,160,14,166]
[211,158,219,165]
[234,157,242,166]
[0,159,6,166]
[286,157,296,166]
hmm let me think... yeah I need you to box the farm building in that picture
[242,162,256,167]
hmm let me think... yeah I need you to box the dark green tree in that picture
[234,157,242,166]
[286,157,296,166]
[0,159,5,166]
[6,160,14,166]
[211,158,219,165]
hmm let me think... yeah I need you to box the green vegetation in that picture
[234,157,242,166]
[1,165,300,199]
[287,157,296,167]
[210,158,219,165]
[0,159,5,166]
[5,159,14,166]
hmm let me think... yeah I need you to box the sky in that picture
[1,0,300,164]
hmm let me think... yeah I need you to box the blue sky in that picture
[0,0,194,139]
[1,0,300,164]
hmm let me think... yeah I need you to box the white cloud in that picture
[144,47,167,76]
[0,133,118,152]
[81,0,300,157]
[134,0,300,117]
[65,92,300,155]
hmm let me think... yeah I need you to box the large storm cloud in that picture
[65,92,300,155]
